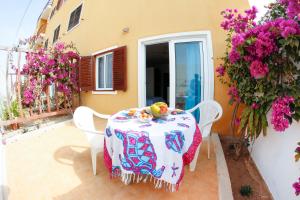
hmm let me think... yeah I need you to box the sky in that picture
[0,0,273,101]
[249,0,275,20]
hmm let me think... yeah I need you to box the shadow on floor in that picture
[52,142,218,200]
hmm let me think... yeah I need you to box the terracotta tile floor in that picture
[5,119,218,200]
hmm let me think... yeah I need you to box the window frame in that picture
[67,3,83,32]
[44,39,48,49]
[95,52,114,91]
[52,25,60,44]
[49,8,55,20]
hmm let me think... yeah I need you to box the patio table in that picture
[103,108,202,191]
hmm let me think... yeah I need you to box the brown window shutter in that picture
[79,56,94,91]
[113,46,127,91]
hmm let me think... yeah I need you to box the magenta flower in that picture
[216,65,225,76]
[54,42,65,51]
[235,117,241,126]
[229,49,240,63]
[271,96,294,132]
[251,102,260,109]
[227,86,241,102]
[20,40,80,106]
[232,34,245,47]
[47,59,55,66]
[279,19,300,38]
[280,0,300,20]
[249,60,269,79]
[293,178,300,196]
[220,6,257,33]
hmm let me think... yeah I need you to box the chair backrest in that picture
[186,100,223,138]
[73,106,97,133]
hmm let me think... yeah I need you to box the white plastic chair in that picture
[73,106,110,175]
[186,100,223,171]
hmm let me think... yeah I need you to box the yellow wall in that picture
[42,0,250,135]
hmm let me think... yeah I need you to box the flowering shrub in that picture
[217,0,300,139]
[21,40,80,108]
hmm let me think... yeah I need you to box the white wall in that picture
[250,114,300,200]
[248,0,274,21]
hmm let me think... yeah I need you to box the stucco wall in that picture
[43,0,250,135]
[250,115,300,200]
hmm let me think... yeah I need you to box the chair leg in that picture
[189,144,201,172]
[91,149,97,176]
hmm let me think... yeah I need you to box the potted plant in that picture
[1,100,21,130]
[9,100,20,130]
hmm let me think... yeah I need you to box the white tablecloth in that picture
[104,108,202,191]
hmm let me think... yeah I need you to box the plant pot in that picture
[10,123,19,130]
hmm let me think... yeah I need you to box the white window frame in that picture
[67,3,83,32]
[137,31,214,108]
[95,52,113,91]
[52,25,60,44]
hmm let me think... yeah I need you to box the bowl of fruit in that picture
[150,102,169,118]
[138,111,153,123]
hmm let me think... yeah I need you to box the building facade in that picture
[36,0,250,135]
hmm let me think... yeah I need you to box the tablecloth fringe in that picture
[111,172,177,192]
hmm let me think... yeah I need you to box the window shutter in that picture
[113,46,127,91]
[79,56,94,91]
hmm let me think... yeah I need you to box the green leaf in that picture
[238,107,251,134]
[261,114,268,136]
[249,110,254,139]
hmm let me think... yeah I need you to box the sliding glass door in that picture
[169,39,204,121]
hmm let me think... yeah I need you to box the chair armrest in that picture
[92,111,111,119]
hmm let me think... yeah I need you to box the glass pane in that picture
[97,57,105,89]
[175,42,202,121]
[106,54,113,88]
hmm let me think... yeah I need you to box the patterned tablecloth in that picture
[103,108,202,191]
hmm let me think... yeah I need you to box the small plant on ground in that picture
[240,185,253,197]
[1,100,21,120]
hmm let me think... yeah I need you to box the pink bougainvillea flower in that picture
[232,34,245,47]
[251,102,260,109]
[278,19,300,38]
[235,117,241,126]
[54,42,65,51]
[249,60,269,79]
[227,86,241,102]
[220,6,257,33]
[20,40,80,106]
[216,65,225,76]
[280,0,300,20]
[229,49,240,63]
[293,178,300,196]
[271,96,294,132]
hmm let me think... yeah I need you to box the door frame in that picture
[138,31,214,108]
